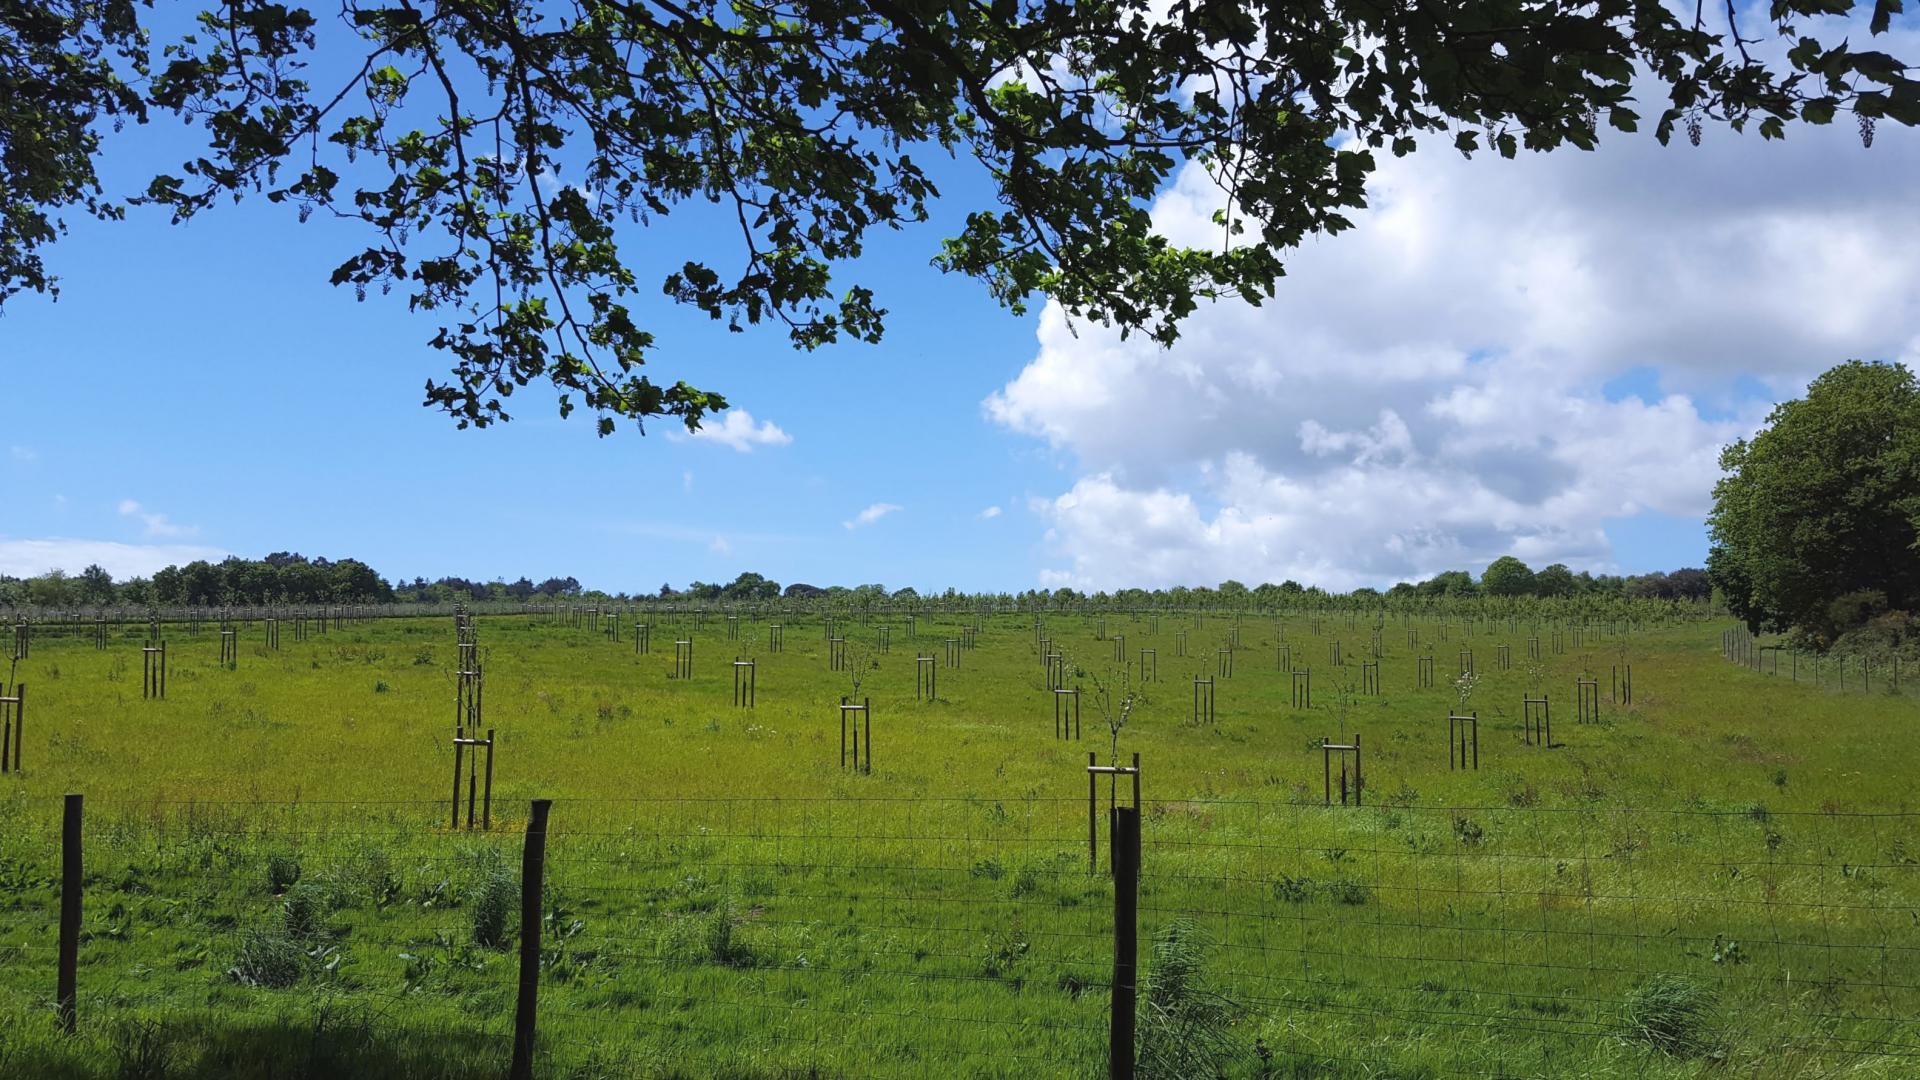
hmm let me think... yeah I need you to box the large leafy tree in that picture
[4,0,1915,435]
[77,562,117,604]
[722,570,781,600]
[1708,361,1920,637]
[1481,555,1537,597]
[1417,569,1478,598]
[1534,563,1576,597]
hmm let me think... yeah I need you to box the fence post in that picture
[510,799,552,1080]
[1109,805,1140,1080]
[58,792,82,1034]
[1088,751,1098,873]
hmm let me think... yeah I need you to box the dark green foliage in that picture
[229,926,308,989]
[1452,815,1487,846]
[107,1018,174,1080]
[0,0,147,304]
[1630,568,1713,602]
[4,1,1915,434]
[1535,563,1578,598]
[1270,871,1370,906]
[321,845,399,910]
[3,552,1739,611]
[978,925,1029,980]
[467,859,516,949]
[1138,920,1242,1079]
[1417,570,1480,600]
[77,563,114,606]
[657,896,751,967]
[1272,873,1314,904]
[1325,878,1370,906]
[698,902,745,966]
[1396,562,1709,600]
[265,853,301,895]
[152,555,395,606]
[1481,557,1537,598]
[282,882,327,938]
[1623,975,1718,1057]
[720,572,781,602]
[1709,361,1920,643]
[1830,610,1920,665]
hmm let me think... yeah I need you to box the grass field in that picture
[0,610,1915,1078]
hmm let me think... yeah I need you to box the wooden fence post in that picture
[58,793,82,1034]
[510,799,552,1080]
[1087,751,1098,873]
[1109,804,1139,1080]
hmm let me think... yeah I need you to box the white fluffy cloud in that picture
[0,538,228,579]
[844,503,902,530]
[979,506,1004,520]
[991,112,1920,590]
[118,499,199,539]
[683,409,792,452]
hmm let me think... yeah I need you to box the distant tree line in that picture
[0,554,395,607]
[0,557,1714,613]
[391,575,585,604]
[1390,558,1711,603]
[0,554,577,608]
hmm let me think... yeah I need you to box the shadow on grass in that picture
[6,1011,512,1080]
[2,1010,869,1080]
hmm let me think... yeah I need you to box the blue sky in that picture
[1,116,1079,592]
[4,28,1917,594]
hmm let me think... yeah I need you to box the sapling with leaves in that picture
[1331,665,1360,732]
[1614,629,1636,699]
[842,637,879,698]
[1454,670,1481,713]
[1079,654,1146,772]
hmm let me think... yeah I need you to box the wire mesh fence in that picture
[0,793,1914,1078]
[1134,798,1920,1077]
[535,794,1109,1076]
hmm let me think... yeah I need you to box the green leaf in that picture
[1870,0,1902,34]
[4,0,1914,437]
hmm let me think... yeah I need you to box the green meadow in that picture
[0,610,1914,1078]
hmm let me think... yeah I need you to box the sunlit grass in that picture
[0,611,1913,1077]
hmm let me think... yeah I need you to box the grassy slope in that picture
[0,612,1914,1078]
